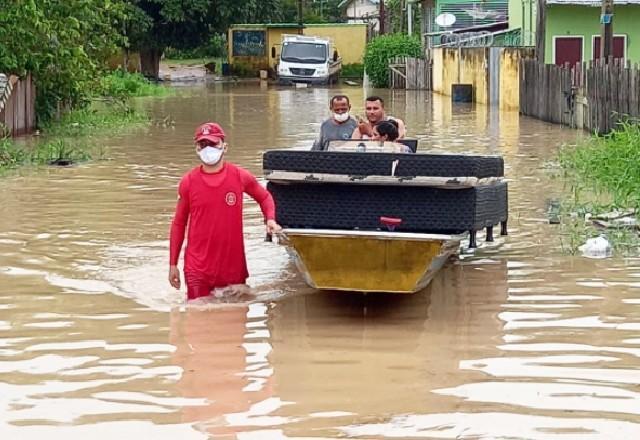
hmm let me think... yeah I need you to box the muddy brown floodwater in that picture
[1,83,640,439]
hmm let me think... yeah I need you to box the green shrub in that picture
[560,120,640,208]
[41,105,148,138]
[164,34,227,59]
[95,71,170,100]
[364,34,422,88]
[342,63,364,79]
[231,62,257,78]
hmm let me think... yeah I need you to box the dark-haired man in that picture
[351,96,406,140]
[169,122,281,301]
[312,95,358,151]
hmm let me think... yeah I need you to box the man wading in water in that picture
[169,122,281,301]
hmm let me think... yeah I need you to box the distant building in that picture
[417,0,510,48]
[433,0,509,31]
[339,0,380,29]
[542,0,640,65]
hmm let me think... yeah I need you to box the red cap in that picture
[194,122,225,144]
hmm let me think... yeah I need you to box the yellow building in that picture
[228,23,367,72]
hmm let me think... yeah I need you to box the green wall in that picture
[508,0,537,46]
[545,5,640,64]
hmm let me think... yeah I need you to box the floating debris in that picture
[592,209,638,230]
[547,199,561,224]
[579,236,613,259]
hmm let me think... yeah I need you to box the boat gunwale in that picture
[280,228,466,242]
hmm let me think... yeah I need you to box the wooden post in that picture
[600,0,614,61]
[379,0,386,35]
[535,0,546,62]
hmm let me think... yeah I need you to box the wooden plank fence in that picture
[0,73,36,137]
[389,57,432,90]
[520,58,640,134]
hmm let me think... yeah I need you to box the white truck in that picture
[272,34,341,85]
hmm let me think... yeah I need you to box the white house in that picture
[339,0,380,29]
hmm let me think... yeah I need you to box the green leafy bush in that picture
[342,63,364,79]
[231,62,257,78]
[0,1,127,122]
[164,34,228,60]
[363,34,422,88]
[95,71,170,100]
[560,120,640,208]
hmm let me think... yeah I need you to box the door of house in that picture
[554,37,583,66]
[593,36,626,60]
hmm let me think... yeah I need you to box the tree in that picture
[124,0,284,79]
[0,0,127,120]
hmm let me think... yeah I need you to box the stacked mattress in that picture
[263,150,508,237]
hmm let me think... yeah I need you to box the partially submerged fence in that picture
[519,61,574,126]
[0,74,36,136]
[520,58,640,133]
[389,57,432,90]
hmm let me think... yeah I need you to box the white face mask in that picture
[333,112,350,123]
[198,146,224,165]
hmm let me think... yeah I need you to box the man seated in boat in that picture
[327,121,412,153]
[311,95,358,151]
[351,96,406,140]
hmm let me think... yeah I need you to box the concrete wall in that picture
[267,28,301,69]
[433,48,490,104]
[545,5,640,64]
[500,47,533,110]
[432,47,533,109]
[304,24,368,65]
[229,26,300,71]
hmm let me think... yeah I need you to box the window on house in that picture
[554,37,583,67]
[593,35,626,61]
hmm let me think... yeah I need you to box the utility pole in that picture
[600,0,614,61]
[379,0,386,35]
[407,1,413,36]
[298,0,304,34]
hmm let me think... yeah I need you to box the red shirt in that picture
[169,163,275,286]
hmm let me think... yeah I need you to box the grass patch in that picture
[557,121,640,254]
[41,104,148,138]
[0,137,93,170]
[560,120,640,208]
[95,71,172,100]
[1,103,148,172]
[341,63,364,79]
[1,71,164,174]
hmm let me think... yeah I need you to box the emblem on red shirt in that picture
[225,192,237,206]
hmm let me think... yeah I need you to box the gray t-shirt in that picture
[312,117,358,151]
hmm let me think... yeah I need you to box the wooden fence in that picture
[520,58,640,133]
[0,73,36,136]
[389,57,432,90]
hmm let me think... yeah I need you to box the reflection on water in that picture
[1,83,639,438]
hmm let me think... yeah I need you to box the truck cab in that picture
[273,34,341,85]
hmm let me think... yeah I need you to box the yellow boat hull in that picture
[280,229,463,293]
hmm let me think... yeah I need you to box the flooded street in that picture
[2,83,640,439]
